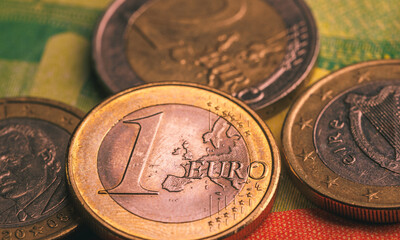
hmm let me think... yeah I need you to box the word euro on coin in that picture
[0,97,83,239]
[283,60,400,223]
[93,0,318,110]
[67,83,280,239]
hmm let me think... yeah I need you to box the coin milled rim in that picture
[0,97,83,239]
[92,0,319,110]
[67,82,280,239]
[282,60,400,222]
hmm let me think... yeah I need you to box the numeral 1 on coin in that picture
[99,112,163,195]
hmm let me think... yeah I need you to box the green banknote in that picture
[267,0,400,212]
[0,0,399,214]
[0,0,109,110]
[309,0,400,70]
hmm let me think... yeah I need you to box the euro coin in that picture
[0,97,83,239]
[93,0,319,110]
[68,83,280,239]
[282,60,400,223]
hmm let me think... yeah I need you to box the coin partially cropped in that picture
[282,60,400,223]
[68,83,280,239]
[0,97,83,239]
[93,0,318,110]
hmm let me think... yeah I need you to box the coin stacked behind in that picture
[93,0,318,110]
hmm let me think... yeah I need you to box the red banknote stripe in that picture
[247,208,400,240]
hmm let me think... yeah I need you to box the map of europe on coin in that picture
[68,83,281,239]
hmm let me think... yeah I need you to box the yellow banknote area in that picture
[11,0,113,9]
[43,0,113,8]
[306,0,400,41]
[30,32,90,106]
[265,67,330,145]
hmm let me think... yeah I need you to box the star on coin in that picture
[229,113,236,121]
[29,225,44,237]
[322,176,339,188]
[297,117,313,130]
[296,149,315,162]
[363,189,379,202]
[317,89,333,101]
[356,71,371,83]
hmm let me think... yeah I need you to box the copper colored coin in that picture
[93,0,318,110]
[67,83,280,239]
[282,60,400,223]
[0,97,83,239]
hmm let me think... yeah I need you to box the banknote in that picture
[0,0,399,239]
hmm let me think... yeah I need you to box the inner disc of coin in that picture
[125,0,287,95]
[0,118,69,227]
[314,82,400,186]
[97,104,250,223]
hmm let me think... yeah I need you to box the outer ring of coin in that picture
[67,82,280,239]
[93,0,319,110]
[282,60,400,223]
[0,97,83,239]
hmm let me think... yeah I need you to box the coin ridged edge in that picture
[0,97,84,239]
[256,0,320,109]
[92,0,319,110]
[67,82,281,239]
[282,59,400,223]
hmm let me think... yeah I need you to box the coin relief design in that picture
[97,105,250,222]
[0,98,82,239]
[0,119,69,225]
[94,0,318,109]
[68,83,280,239]
[283,60,400,223]
[126,0,287,94]
[314,82,400,186]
